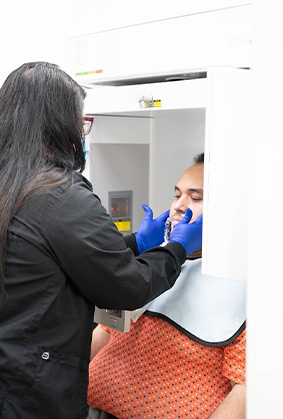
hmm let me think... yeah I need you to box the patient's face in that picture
[169,163,204,224]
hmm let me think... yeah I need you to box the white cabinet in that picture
[84,67,251,281]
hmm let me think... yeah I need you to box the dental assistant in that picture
[0,62,202,419]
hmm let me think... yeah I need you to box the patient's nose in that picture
[174,196,188,213]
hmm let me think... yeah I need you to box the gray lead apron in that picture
[132,259,246,347]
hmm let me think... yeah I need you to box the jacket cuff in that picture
[164,242,187,265]
[123,233,139,256]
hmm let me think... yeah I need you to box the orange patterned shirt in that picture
[88,315,246,419]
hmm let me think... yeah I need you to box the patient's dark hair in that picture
[193,152,204,164]
[0,62,86,306]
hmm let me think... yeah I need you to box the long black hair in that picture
[0,61,86,306]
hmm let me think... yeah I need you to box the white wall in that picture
[150,109,205,216]
[89,143,150,232]
[70,0,252,37]
[247,1,283,417]
[0,0,75,86]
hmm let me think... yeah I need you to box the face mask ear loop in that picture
[82,135,90,163]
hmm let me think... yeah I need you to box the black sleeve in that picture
[44,178,185,310]
[123,233,186,262]
[123,233,139,256]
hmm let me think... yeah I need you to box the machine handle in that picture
[138,93,153,105]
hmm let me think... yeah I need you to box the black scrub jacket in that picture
[0,171,185,419]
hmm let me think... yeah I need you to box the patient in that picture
[87,153,246,419]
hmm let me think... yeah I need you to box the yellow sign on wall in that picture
[114,220,131,232]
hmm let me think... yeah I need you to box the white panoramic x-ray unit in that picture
[70,0,253,332]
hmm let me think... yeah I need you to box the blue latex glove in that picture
[169,208,203,255]
[135,204,170,254]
